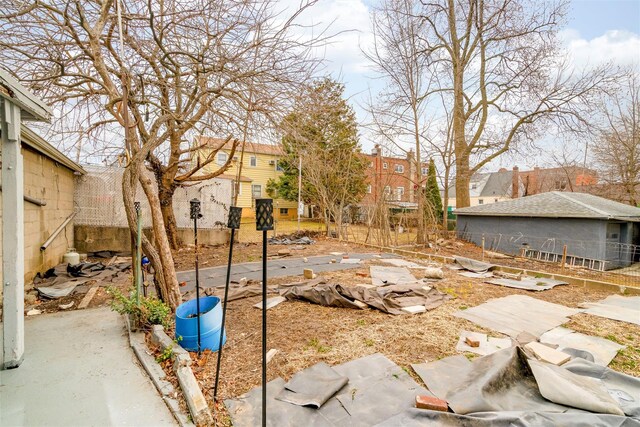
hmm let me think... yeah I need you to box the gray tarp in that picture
[225,353,432,427]
[454,256,495,273]
[453,294,581,338]
[34,262,131,299]
[275,362,349,408]
[485,276,568,291]
[280,280,451,315]
[370,266,419,286]
[412,346,640,419]
[582,295,640,326]
[540,327,624,366]
[268,236,315,245]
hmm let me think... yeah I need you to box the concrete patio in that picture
[0,307,176,426]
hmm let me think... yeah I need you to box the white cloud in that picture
[560,29,640,69]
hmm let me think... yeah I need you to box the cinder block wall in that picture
[0,145,76,290]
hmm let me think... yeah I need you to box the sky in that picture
[296,0,640,170]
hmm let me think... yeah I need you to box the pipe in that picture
[0,185,46,206]
[40,212,76,251]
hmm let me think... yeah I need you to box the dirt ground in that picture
[156,237,640,426]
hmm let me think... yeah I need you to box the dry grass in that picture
[164,250,640,426]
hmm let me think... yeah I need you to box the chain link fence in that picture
[74,165,232,229]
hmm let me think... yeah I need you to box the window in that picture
[384,185,391,196]
[382,162,388,169]
[275,161,284,172]
[396,187,404,200]
[366,184,372,194]
[471,183,477,190]
[217,152,228,165]
[231,181,242,199]
[394,164,404,173]
[478,199,484,205]
[421,167,428,176]
[280,208,289,215]
[251,184,262,199]
[250,156,257,167]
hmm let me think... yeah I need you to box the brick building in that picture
[361,144,428,208]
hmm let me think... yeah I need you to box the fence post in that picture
[561,245,567,271]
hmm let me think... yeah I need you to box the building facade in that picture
[196,138,298,219]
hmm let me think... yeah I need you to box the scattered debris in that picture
[268,236,315,245]
[415,395,448,412]
[266,349,279,364]
[454,295,581,338]
[78,286,99,309]
[329,252,343,256]
[525,341,571,366]
[179,281,187,287]
[355,272,368,278]
[34,262,130,299]
[379,259,428,269]
[253,296,287,310]
[26,309,42,316]
[339,258,362,264]
[277,249,292,257]
[539,326,624,366]
[422,267,444,280]
[330,259,337,264]
[458,271,494,279]
[303,268,315,279]
[59,301,74,310]
[455,330,512,355]
[401,305,426,314]
[303,258,308,263]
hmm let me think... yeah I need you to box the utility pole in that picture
[297,156,302,231]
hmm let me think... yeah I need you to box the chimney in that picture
[512,166,519,198]
[530,166,540,195]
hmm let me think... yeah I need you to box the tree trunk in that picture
[159,183,181,250]
[453,60,471,208]
[138,165,182,310]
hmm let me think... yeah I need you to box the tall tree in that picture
[418,0,615,208]
[267,78,367,238]
[592,71,640,206]
[425,158,443,220]
[0,0,325,308]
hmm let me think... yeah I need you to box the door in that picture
[605,223,621,267]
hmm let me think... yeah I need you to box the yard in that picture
[158,235,640,426]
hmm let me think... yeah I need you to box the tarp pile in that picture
[34,262,131,299]
[408,346,640,425]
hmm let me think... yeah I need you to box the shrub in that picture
[107,287,171,329]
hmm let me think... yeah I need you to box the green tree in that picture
[425,158,443,221]
[268,78,367,237]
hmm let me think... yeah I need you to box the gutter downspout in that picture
[40,212,76,251]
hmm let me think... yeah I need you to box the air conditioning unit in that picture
[268,160,276,165]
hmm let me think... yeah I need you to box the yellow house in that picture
[197,137,298,219]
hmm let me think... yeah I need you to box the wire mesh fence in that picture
[74,165,232,229]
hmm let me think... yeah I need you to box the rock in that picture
[303,257,308,263]
[423,267,444,279]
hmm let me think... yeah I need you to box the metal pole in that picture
[135,202,142,306]
[297,156,302,232]
[255,199,273,427]
[213,206,242,401]
[262,228,267,427]
[190,199,203,356]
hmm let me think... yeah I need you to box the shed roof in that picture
[0,69,52,122]
[455,191,640,221]
[21,126,85,174]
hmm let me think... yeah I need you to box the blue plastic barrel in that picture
[175,296,226,352]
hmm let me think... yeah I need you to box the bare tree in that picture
[417,0,615,208]
[0,0,325,309]
[592,71,640,206]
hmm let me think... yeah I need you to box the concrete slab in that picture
[0,308,176,426]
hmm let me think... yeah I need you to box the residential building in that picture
[362,144,428,209]
[455,192,640,270]
[195,137,298,219]
[446,166,598,209]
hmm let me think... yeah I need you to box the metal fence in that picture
[74,165,232,229]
